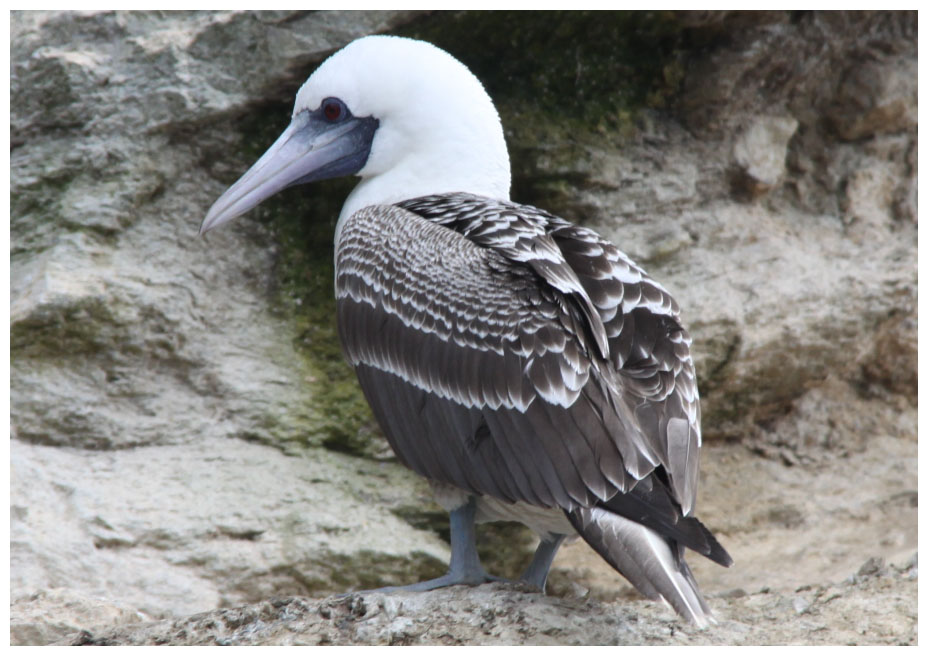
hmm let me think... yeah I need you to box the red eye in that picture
[323,99,343,122]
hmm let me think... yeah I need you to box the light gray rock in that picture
[10,589,148,647]
[10,436,448,645]
[731,115,798,196]
[61,554,918,645]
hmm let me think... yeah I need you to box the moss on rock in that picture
[396,11,685,132]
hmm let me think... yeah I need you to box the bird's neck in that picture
[335,146,511,245]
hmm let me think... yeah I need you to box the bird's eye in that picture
[322,97,346,122]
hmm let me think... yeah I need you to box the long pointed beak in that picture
[200,110,378,234]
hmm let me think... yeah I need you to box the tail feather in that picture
[567,506,716,627]
[599,474,733,567]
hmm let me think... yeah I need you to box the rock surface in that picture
[731,115,799,197]
[66,554,919,646]
[10,10,916,646]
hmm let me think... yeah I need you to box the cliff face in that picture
[10,10,916,645]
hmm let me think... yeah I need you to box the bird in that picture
[200,34,732,627]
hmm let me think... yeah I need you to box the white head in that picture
[201,35,511,235]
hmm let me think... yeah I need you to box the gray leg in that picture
[366,497,499,593]
[520,533,567,592]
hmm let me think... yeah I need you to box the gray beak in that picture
[200,109,378,234]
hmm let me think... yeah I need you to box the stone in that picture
[11,589,148,647]
[58,568,917,645]
[10,437,449,637]
[731,115,799,197]
[829,57,917,141]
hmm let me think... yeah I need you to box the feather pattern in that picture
[336,202,636,509]
[334,194,729,621]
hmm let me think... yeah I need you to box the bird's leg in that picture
[435,496,497,586]
[519,533,567,592]
[363,497,499,593]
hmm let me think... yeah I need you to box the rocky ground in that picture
[60,558,920,646]
[10,10,917,646]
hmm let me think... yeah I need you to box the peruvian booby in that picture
[201,34,732,627]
